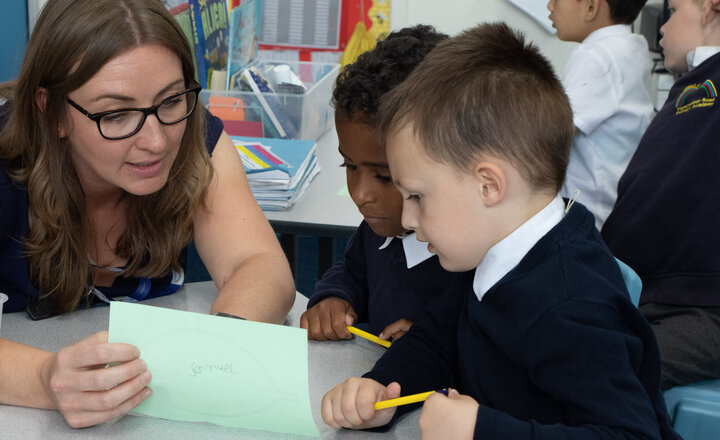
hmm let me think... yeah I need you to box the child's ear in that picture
[473,161,506,207]
[584,0,601,21]
[703,0,720,22]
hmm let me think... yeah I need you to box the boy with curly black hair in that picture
[300,25,452,343]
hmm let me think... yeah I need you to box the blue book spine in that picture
[198,0,229,73]
[226,0,262,90]
[188,0,207,88]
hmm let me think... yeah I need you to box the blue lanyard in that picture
[91,268,185,304]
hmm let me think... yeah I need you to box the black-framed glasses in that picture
[66,85,201,140]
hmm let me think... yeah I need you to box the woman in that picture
[0,0,295,427]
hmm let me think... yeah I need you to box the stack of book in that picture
[231,136,320,211]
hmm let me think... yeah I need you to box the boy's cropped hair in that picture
[377,22,573,193]
[332,25,449,124]
[606,0,648,25]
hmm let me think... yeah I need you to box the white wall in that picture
[27,0,47,31]
[390,0,578,74]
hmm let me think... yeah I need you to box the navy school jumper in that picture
[364,202,679,440]
[308,221,453,336]
[602,51,720,307]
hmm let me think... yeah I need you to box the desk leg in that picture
[318,236,333,278]
[279,233,297,275]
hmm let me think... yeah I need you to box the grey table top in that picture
[262,128,362,237]
[0,282,419,439]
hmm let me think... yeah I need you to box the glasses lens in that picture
[99,111,145,139]
[158,89,197,124]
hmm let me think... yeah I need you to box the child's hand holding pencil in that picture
[300,297,358,341]
[322,379,403,430]
[322,377,455,431]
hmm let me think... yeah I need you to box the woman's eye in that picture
[102,112,130,123]
[162,96,183,108]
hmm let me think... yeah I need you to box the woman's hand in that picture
[300,297,358,340]
[419,389,478,440]
[41,331,152,428]
[322,378,401,430]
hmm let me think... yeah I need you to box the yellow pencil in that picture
[374,389,450,410]
[346,325,392,348]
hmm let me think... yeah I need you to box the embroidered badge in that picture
[675,79,716,115]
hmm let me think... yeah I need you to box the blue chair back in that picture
[664,379,720,440]
[614,259,720,439]
[615,258,641,306]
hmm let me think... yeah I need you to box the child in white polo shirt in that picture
[547,0,654,229]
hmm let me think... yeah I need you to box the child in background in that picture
[300,25,452,342]
[547,0,654,229]
[602,0,720,390]
[321,23,679,440]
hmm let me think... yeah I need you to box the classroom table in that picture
[263,127,362,278]
[0,282,421,439]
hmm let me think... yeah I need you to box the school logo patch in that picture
[675,79,717,115]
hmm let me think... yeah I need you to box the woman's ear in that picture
[473,161,506,207]
[36,87,68,137]
[34,87,48,112]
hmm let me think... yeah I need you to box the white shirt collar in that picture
[582,24,632,45]
[379,232,435,269]
[472,195,566,302]
[687,47,720,71]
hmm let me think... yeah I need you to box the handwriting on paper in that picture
[190,362,236,377]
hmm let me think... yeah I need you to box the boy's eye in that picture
[375,174,393,183]
[339,162,357,171]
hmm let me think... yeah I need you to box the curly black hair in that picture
[332,24,449,124]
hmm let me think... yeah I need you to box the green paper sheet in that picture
[337,184,350,197]
[108,302,319,437]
